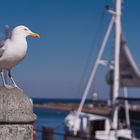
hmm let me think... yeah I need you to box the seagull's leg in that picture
[8,70,18,87]
[1,71,6,86]
[1,71,13,89]
[8,70,22,91]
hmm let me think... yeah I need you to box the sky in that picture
[0,0,140,99]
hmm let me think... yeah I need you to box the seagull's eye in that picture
[24,28,28,31]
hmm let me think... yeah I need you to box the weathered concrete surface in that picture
[0,125,33,140]
[0,87,36,123]
[0,87,37,140]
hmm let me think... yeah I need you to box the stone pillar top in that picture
[0,87,36,123]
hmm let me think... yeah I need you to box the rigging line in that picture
[76,1,107,98]
[77,16,115,117]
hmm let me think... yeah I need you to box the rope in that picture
[77,0,107,102]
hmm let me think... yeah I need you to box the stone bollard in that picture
[0,87,37,140]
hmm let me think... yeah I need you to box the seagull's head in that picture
[12,25,40,39]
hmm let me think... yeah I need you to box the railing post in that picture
[0,87,37,140]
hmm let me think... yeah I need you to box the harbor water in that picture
[33,98,78,140]
[33,98,140,140]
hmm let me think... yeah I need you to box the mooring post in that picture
[0,87,37,140]
[42,126,54,140]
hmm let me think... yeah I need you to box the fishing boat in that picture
[64,0,140,139]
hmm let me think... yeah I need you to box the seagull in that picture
[0,25,40,89]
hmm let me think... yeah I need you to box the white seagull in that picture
[0,25,40,89]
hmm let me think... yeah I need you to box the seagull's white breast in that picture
[0,39,28,69]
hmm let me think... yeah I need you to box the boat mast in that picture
[112,0,122,129]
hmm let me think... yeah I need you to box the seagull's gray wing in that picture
[0,41,5,57]
[4,25,11,39]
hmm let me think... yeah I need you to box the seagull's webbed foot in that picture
[3,83,13,89]
[13,84,23,91]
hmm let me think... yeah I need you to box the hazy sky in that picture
[0,0,140,99]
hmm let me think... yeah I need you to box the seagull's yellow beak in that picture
[30,32,40,38]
